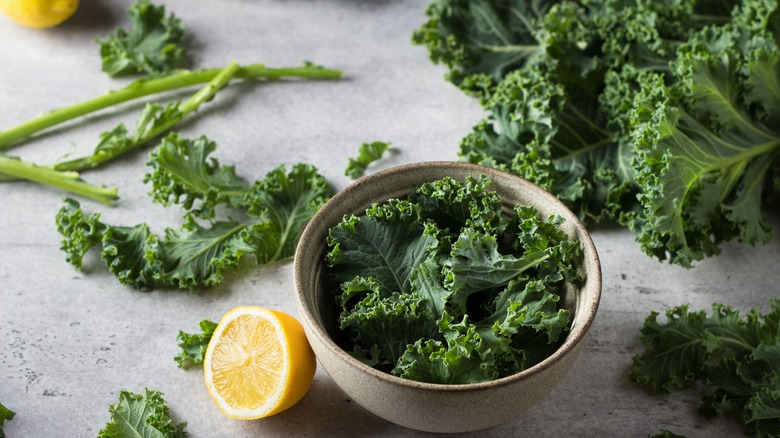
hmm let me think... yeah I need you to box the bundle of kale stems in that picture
[414,1,779,436]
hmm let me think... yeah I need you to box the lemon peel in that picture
[0,0,78,28]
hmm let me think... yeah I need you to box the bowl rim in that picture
[294,161,602,392]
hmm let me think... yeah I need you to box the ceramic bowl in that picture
[294,161,601,433]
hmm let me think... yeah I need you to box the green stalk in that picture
[0,63,342,150]
[0,155,118,205]
[53,61,240,172]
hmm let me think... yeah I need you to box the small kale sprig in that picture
[325,175,582,384]
[56,133,332,291]
[98,389,185,438]
[631,300,780,438]
[97,0,187,77]
[345,141,391,179]
[174,319,218,368]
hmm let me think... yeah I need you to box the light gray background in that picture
[1,1,777,436]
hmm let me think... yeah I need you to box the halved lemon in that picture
[203,306,316,419]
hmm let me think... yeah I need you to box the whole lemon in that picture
[0,0,79,28]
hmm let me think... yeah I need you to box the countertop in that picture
[1,1,777,437]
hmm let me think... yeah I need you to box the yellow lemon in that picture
[0,0,78,28]
[204,306,316,419]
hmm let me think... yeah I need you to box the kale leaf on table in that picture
[631,300,780,438]
[98,0,188,77]
[325,175,583,384]
[174,319,218,368]
[414,0,780,267]
[97,389,186,438]
[345,141,391,179]
[56,133,333,291]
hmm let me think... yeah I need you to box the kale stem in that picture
[52,62,241,172]
[0,63,342,150]
[0,155,118,205]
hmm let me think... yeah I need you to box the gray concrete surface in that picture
[1,1,777,437]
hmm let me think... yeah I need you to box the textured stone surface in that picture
[0,1,777,437]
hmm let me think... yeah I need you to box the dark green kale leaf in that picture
[489,279,569,342]
[0,400,14,438]
[345,141,391,179]
[394,313,496,384]
[98,0,187,77]
[459,60,635,224]
[326,200,438,296]
[408,175,503,234]
[631,300,780,437]
[97,389,186,438]
[102,223,160,291]
[412,0,565,100]
[443,227,550,312]
[340,291,440,369]
[56,197,109,269]
[57,200,251,291]
[174,319,218,368]
[408,254,450,317]
[631,23,780,266]
[145,133,250,219]
[57,140,332,291]
[243,163,332,264]
[155,218,256,289]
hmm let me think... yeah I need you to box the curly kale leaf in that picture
[631,29,780,266]
[0,401,14,438]
[244,163,333,264]
[339,291,440,369]
[97,389,186,438]
[486,279,570,342]
[631,300,780,437]
[102,223,160,291]
[345,141,391,179]
[98,0,187,77]
[155,218,255,289]
[408,254,450,317]
[145,133,250,219]
[408,175,504,234]
[56,198,109,269]
[443,227,550,312]
[58,162,331,291]
[459,60,636,224]
[174,319,218,368]
[326,200,438,296]
[412,0,563,100]
[394,313,496,384]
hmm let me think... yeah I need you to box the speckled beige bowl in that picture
[294,162,601,433]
